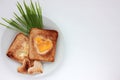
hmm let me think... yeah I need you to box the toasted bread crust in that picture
[29,28,58,62]
[17,58,31,74]
[18,58,43,74]
[7,33,29,63]
[28,60,43,74]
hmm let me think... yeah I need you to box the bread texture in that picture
[18,58,43,74]
[7,33,29,63]
[28,60,43,74]
[29,28,58,62]
[17,58,31,74]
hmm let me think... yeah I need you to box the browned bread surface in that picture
[29,28,58,62]
[28,60,43,74]
[17,58,31,74]
[18,58,43,74]
[7,33,29,63]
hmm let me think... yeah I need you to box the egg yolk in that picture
[34,36,53,53]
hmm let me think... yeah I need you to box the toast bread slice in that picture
[7,33,29,63]
[18,58,43,74]
[29,28,58,62]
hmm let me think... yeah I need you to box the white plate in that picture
[0,16,64,79]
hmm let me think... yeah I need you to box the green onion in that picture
[0,0,43,35]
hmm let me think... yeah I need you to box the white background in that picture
[0,0,120,80]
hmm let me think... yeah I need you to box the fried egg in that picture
[34,36,53,55]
